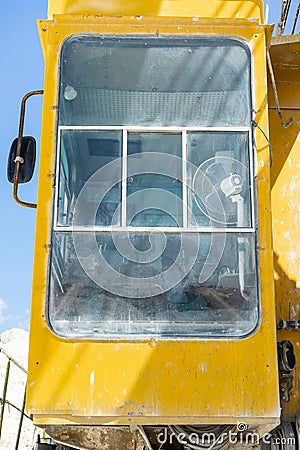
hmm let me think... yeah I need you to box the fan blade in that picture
[205,162,227,184]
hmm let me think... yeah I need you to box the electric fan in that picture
[192,156,248,226]
[193,156,249,297]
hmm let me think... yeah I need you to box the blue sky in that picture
[0,0,295,332]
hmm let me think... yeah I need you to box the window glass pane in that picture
[53,128,257,338]
[52,35,256,339]
[57,130,122,227]
[59,36,251,127]
[126,133,182,227]
[48,231,258,338]
[57,139,71,226]
[187,131,251,228]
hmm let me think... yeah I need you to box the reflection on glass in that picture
[52,129,256,338]
[59,37,251,127]
[49,232,258,338]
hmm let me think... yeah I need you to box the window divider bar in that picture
[58,125,251,133]
[182,131,188,228]
[53,129,62,228]
[54,226,256,233]
[248,128,256,229]
[121,130,128,227]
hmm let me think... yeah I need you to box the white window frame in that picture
[54,125,255,234]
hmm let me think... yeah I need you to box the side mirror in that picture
[7,136,36,184]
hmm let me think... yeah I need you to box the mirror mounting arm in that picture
[13,90,44,209]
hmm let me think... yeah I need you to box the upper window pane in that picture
[187,131,252,228]
[57,130,122,227]
[127,133,182,227]
[59,36,251,127]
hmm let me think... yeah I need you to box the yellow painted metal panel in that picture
[27,15,279,431]
[269,36,300,421]
[47,0,264,22]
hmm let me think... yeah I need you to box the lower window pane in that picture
[48,231,258,338]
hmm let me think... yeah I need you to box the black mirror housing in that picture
[7,136,36,184]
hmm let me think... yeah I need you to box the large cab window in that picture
[49,36,257,338]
